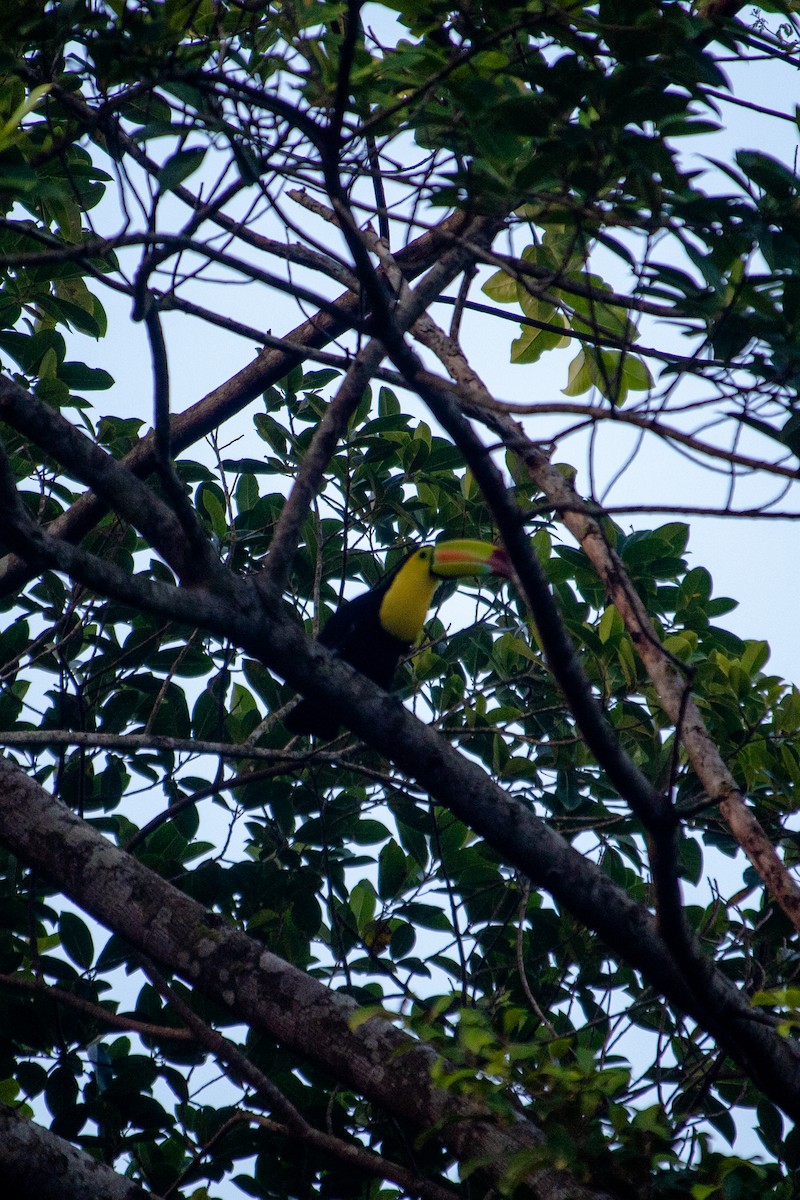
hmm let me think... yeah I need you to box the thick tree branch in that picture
[395,352,711,999]
[399,310,800,936]
[3,238,798,1123]
[479,412,800,934]
[0,757,630,1200]
[0,373,218,588]
[0,521,798,1124]
[0,1105,159,1200]
[3,198,797,1117]
[297,189,707,985]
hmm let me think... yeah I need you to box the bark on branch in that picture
[0,1105,159,1200]
[0,548,798,1124]
[401,308,800,935]
[0,757,616,1200]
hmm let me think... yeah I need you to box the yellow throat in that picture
[378,550,439,644]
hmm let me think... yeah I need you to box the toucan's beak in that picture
[430,539,512,580]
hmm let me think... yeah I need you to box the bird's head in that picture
[378,539,511,644]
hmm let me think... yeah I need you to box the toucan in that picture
[286,539,512,738]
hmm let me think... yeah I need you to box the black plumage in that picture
[285,571,407,738]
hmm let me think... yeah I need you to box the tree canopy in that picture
[2,1,800,1198]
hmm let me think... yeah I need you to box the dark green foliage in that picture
[0,1,799,1198]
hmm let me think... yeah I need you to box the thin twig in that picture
[0,972,193,1040]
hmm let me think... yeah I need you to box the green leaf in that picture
[59,912,94,969]
[0,83,52,152]
[482,268,519,303]
[736,149,799,200]
[562,347,593,396]
[563,347,652,404]
[59,363,115,391]
[678,837,703,886]
[198,484,228,538]
[510,307,570,364]
[378,840,408,898]
[350,880,377,934]
[157,147,207,192]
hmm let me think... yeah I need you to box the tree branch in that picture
[0,211,469,599]
[0,373,218,588]
[0,757,562,1193]
[296,188,708,988]
[475,409,800,934]
[397,308,800,936]
[258,209,506,599]
[143,960,463,1200]
[0,1105,160,1200]
[0,972,193,1041]
[1,568,799,1126]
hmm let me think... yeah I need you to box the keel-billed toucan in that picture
[286,539,511,738]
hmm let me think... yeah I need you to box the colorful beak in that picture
[430,539,512,580]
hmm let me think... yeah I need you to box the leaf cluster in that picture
[1,2,800,1198]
